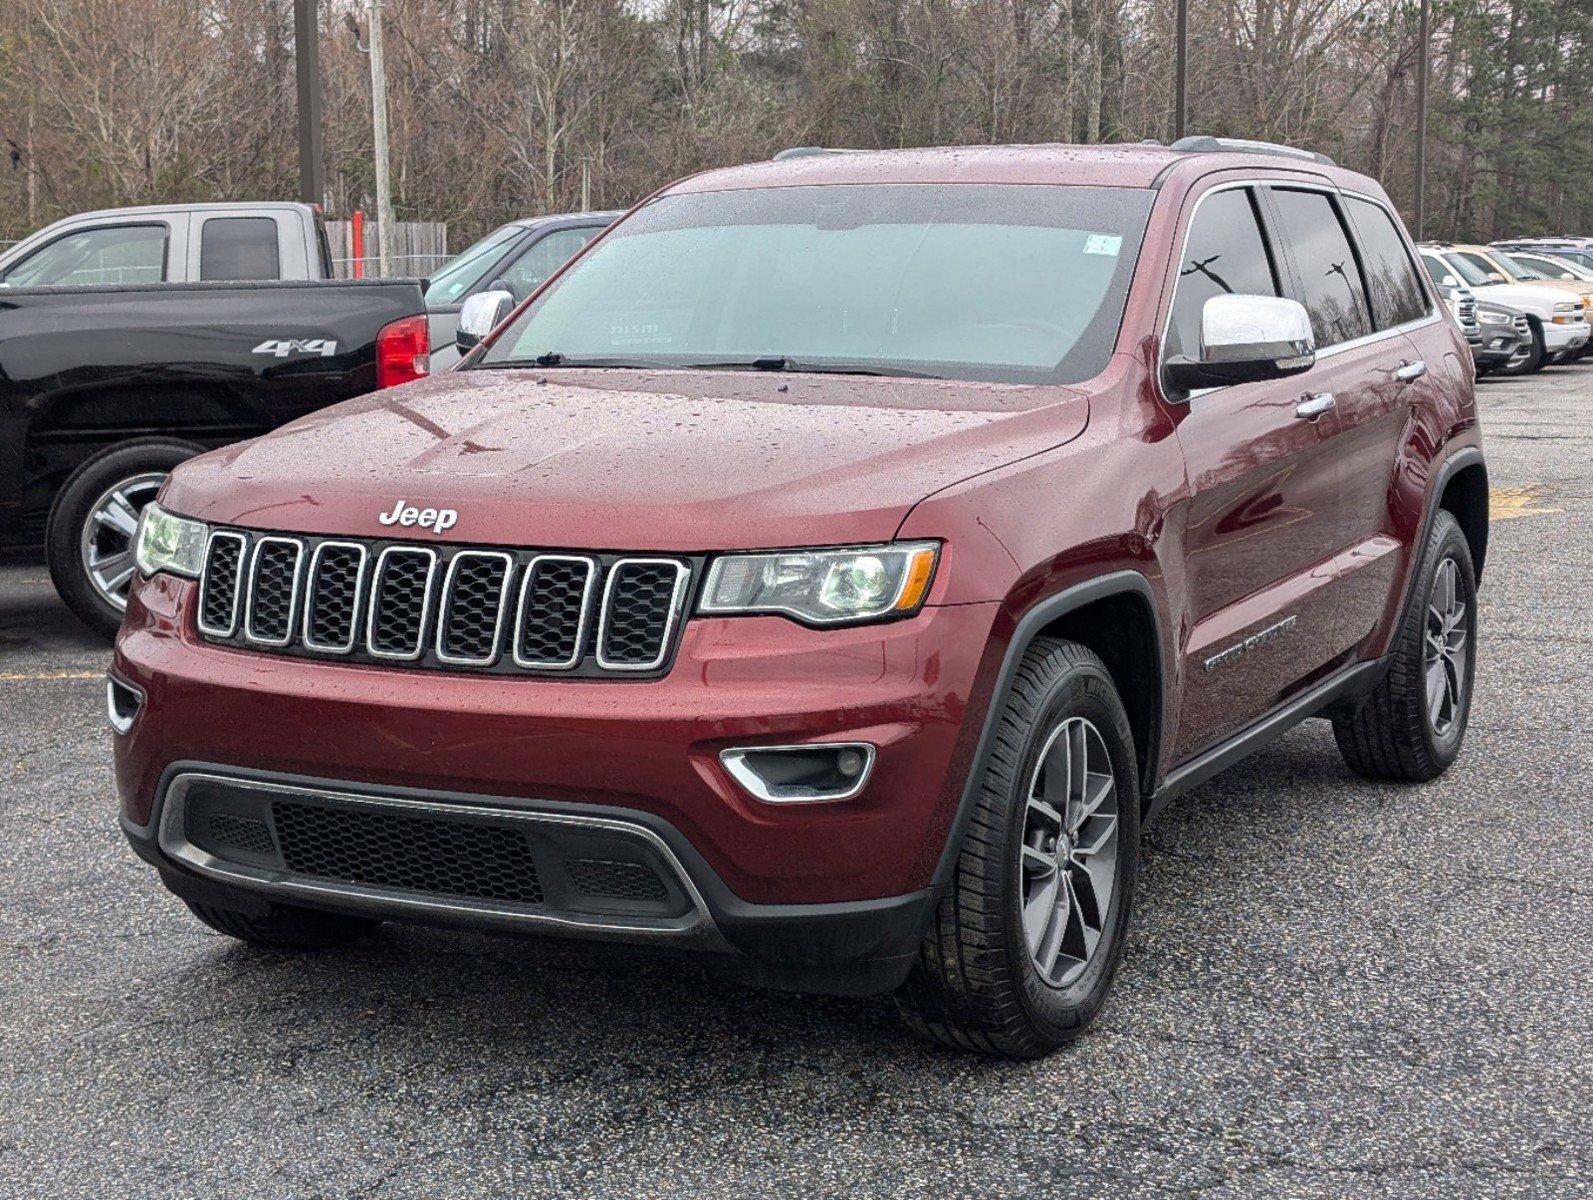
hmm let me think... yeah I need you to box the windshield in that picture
[476,184,1154,384]
[1491,250,1547,280]
[424,224,525,306]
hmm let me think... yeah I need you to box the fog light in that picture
[719,742,877,804]
[106,676,143,734]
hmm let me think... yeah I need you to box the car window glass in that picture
[1419,253,1456,286]
[1489,250,1550,281]
[0,224,167,287]
[502,228,601,300]
[482,184,1155,385]
[1344,197,1428,329]
[1439,253,1490,287]
[1455,251,1505,282]
[1269,189,1373,346]
[199,217,281,281]
[423,225,524,306]
[1164,188,1280,363]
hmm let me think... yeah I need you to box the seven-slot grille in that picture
[1455,294,1477,328]
[196,529,692,677]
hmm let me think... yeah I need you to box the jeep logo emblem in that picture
[378,500,459,534]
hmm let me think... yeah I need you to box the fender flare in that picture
[1405,446,1488,605]
[929,569,1164,888]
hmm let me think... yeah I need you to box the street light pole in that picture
[367,0,395,276]
[1414,0,1430,239]
[1174,0,1189,139]
[294,0,324,207]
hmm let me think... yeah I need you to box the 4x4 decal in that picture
[252,338,339,359]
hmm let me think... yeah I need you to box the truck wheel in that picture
[45,438,205,639]
[896,638,1139,1057]
[1332,510,1476,782]
[1495,324,1543,376]
[184,900,377,950]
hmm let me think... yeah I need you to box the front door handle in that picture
[1295,392,1336,420]
[1394,359,1428,383]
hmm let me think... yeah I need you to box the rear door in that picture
[1332,194,1451,654]
[1162,183,1347,760]
[187,210,307,282]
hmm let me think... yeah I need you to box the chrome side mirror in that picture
[1166,294,1316,392]
[457,289,514,355]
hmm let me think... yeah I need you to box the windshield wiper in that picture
[682,357,944,380]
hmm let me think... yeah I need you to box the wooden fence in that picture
[325,219,450,279]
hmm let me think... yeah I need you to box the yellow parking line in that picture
[0,670,104,682]
[1490,486,1560,520]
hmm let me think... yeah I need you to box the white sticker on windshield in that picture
[1083,234,1122,257]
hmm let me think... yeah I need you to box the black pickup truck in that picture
[0,277,428,635]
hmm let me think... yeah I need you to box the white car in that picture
[1419,245,1589,371]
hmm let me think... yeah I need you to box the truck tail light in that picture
[376,315,430,389]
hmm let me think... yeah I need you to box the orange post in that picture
[351,210,365,279]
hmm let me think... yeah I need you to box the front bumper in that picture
[1543,320,1590,354]
[114,574,1001,992]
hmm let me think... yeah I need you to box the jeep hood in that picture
[163,366,1091,550]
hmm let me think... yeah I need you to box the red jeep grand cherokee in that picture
[112,138,1486,1057]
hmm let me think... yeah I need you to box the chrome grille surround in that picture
[196,528,694,678]
[512,554,598,670]
[196,530,247,638]
[596,558,693,672]
[243,536,305,647]
[301,540,369,654]
[435,550,515,667]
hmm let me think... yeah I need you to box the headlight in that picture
[1476,306,1512,325]
[133,503,208,579]
[700,542,939,625]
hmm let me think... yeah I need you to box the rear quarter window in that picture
[1345,197,1430,329]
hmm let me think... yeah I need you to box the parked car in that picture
[1499,247,1593,288]
[424,211,617,370]
[1432,242,1593,360]
[1419,243,1589,370]
[1419,251,1533,375]
[114,138,1487,1058]
[0,277,427,635]
[0,202,334,287]
[1492,237,1593,274]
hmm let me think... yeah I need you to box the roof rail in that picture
[1169,135,1336,168]
[772,146,860,162]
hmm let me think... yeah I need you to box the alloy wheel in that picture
[1019,716,1120,987]
[1424,557,1469,739]
[78,472,166,613]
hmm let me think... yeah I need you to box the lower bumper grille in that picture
[272,799,545,904]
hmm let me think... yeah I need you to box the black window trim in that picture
[1156,178,1439,404]
[1,220,172,288]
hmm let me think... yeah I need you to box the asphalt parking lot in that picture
[2,367,1589,1199]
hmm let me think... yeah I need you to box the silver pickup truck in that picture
[1,202,333,288]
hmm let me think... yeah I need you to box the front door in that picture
[1159,183,1348,759]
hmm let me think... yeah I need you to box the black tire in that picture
[1495,323,1544,376]
[185,900,377,950]
[896,638,1140,1058]
[45,438,205,638]
[1332,510,1476,782]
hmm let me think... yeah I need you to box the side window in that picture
[0,224,167,287]
[1420,253,1455,287]
[1269,189,1373,347]
[501,228,599,301]
[199,217,281,282]
[1165,188,1279,363]
[1344,197,1429,329]
[1455,251,1505,284]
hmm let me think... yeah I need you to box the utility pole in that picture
[294,0,325,208]
[1174,0,1189,139]
[1414,0,1430,239]
[367,0,395,276]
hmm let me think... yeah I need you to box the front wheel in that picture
[896,638,1139,1057]
[1495,324,1544,376]
[45,438,205,638]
